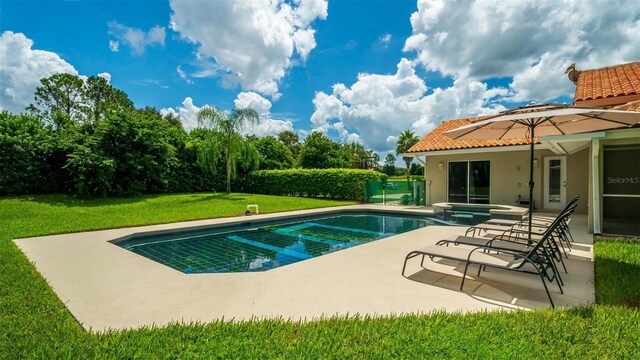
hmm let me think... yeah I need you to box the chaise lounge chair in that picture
[434,203,578,287]
[402,214,567,308]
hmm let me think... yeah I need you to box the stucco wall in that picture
[564,148,589,214]
[423,147,589,214]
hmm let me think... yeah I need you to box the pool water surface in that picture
[115,213,442,273]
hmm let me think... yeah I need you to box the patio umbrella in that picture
[443,103,640,239]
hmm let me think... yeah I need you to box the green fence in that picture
[364,180,426,206]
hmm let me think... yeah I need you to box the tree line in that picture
[1,73,422,196]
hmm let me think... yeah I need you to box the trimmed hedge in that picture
[247,169,387,201]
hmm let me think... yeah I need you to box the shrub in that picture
[0,112,59,195]
[65,111,179,196]
[247,169,387,201]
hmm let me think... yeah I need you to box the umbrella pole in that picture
[528,125,535,242]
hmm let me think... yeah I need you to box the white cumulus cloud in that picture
[234,91,294,136]
[108,21,166,55]
[160,92,293,137]
[0,31,78,113]
[169,0,328,98]
[160,97,201,131]
[404,0,640,102]
[97,72,112,83]
[310,58,506,152]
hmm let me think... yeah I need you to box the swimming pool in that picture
[114,212,445,274]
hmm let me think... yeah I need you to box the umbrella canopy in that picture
[445,103,640,140]
[444,103,640,239]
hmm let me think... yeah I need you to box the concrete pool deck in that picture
[14,205,594,332]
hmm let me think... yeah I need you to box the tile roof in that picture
[406,116,538,153]
[612,99,640,112]
[574,62,640,102]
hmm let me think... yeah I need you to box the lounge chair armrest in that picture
[490,234,534,246]
[465,226,487,237]
[466,246,526,261]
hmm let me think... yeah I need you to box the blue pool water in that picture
[114,212,444,274]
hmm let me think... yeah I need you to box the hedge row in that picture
[247,169,387,201]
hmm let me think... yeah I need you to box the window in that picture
[447,160,490,204]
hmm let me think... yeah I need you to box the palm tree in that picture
[396,130,420,181]
[197,106,260,193]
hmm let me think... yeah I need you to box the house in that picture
[405,62,640,236]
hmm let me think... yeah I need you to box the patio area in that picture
[15,205,594,332]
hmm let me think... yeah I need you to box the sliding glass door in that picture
[448,162,468,203]
[448,160,490,204]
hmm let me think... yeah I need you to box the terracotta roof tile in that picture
[406,116,538,153]
[612,99,640,112]
[574,62,640,102]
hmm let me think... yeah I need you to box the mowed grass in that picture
[1,194,639,358]
[594,238,640,307]
[1,193,355,237]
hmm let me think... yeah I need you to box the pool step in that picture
[226,235,312,260]
[272,229,344,246]
[279,222,394,237]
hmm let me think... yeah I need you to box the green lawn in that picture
[1,194,639,358]
[594,238,640,307]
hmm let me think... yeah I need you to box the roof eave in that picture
[403,143,547,158]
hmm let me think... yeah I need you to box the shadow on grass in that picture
[5,193,245,208]
[189,193,246,202]
[594,257,640,308]
[5,194,159,207]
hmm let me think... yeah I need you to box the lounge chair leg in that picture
[556,273,564,294]
[539,272,555,308]
[460,262,471,290]
[401,258,408,277]
[401,254,412,276]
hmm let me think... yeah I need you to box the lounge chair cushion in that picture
[415,244,525,269]
[442,235,532,252]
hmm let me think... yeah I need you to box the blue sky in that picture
[1,0,639,154]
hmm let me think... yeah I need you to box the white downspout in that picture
[592,138,601,234]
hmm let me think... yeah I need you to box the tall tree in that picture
[83,76,133,123]
[343,142,370,169]
[383,153,396,176]
[372,153,381,166]
[27,73,85,127]
[277,130,300,157]
[27,73,134,128]
[251,136,294,170]
[197,106,260,193]
[396,130,420,180]
[298,131,351,169]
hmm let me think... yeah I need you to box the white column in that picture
[415,155,428,206]
[591,138,601,234]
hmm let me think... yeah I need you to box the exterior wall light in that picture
[438,162,444,170]
[533,159,539,168]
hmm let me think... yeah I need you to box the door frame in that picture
[446,160,491,204]
[543,156,566,210]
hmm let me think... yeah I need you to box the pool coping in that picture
[14,204,594,332]
[432,202,529,218]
